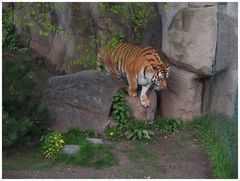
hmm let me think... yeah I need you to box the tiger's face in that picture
[151,64,170,90]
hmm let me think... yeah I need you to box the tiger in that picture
[97,42,170,108]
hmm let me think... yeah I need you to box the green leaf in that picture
[127,132,134,140]
[137,130,142,139]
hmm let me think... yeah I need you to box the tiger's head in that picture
[144,63,170,90]
[152,64,170,90]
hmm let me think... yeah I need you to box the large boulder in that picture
[160,4,217,76]
[125,91,157,121]
[43,70,158,133]
[42,70,125,133]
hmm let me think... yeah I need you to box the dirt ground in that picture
[2,130,211,179]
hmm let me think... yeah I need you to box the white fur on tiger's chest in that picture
[135,68,153,86]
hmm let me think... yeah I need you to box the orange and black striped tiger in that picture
[97,42,170,107]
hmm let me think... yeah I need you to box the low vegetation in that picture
[40,128,118,169]
[2,53,50,148]
[186,113,237,178]
[107,90,184,141]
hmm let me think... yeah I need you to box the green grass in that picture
[186,113,237,178]
[3,146,65,171]
[57,128,119,169]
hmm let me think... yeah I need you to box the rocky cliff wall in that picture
[10,2,238,119]
[158,2,238,118]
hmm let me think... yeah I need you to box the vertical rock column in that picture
[158,2,238,119]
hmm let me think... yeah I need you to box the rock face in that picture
[161,3,217,76]
[12,2,237,120]
[43,70,158,132]
[125,91,157,121]
[158,2,238,119]
[42,70,125,133]
[160,66,202,120]
[14,2,162,73]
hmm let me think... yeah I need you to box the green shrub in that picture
[41,132,65,159]
[112,90,131,131]
[3,55,49,148]
[110,91,154,140]
[2,8,17,50]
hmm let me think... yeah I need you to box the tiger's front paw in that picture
[128,89,137,97]
[140,95,150,107]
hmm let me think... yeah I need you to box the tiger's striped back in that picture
[97,42,163,77]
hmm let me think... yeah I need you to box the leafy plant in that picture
[97,2,153,43]
[153,116,183,134]
[110,91,154,140]
[124,3,152,42]
[106,32,124,49]
[2,7,27,52]
[127,121,154,141]
[112,90,131,131]
[104,126,123,139]
[41,132,65,159]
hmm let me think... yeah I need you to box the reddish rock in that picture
[125,91,157,121]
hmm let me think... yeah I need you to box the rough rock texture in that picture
[42,70,125,133]
[160,66,202,120]
[205,3,238,116]
[14,2,162,73]
[62,145,81,155]
[160,3,217,76]
[43,70,158,132]
[125,91,157,121]
[158,2,237,118]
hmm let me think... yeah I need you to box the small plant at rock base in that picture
[41,132,64,159]
[112,90,131,128]
[153,116,183,134]
[127,121,154,141]
[104,126,123,139]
